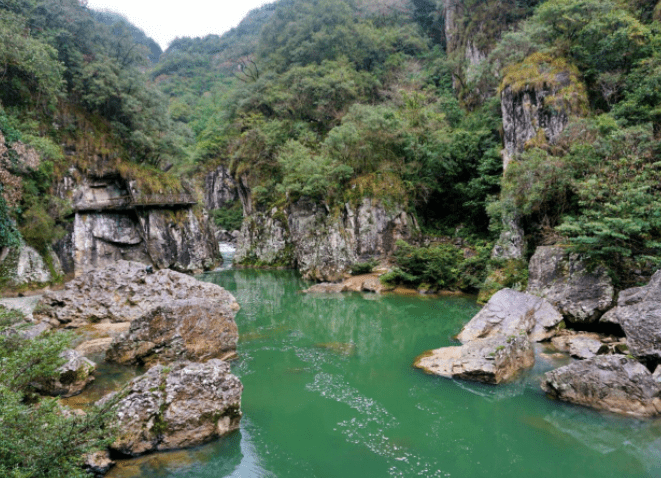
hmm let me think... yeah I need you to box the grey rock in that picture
[568,336,603,359]
[654,365,661,383]
[0,240,57,287]
[457,289,563,343]
[235,197,416,281]
[542,356,661,417]
[34,260,239,327]
[415,334,534,384]
[600,270,661,364]
[491,214,526,260]
[101,360,242,456]
[527,246,614,323]
[106,299,238,367]
[83,450,114,476]
[36,349,96,398]
[501,83,570,171]
[303,282,348,294]
[205,165,237,210]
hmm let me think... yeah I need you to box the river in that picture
[107,263,661,478]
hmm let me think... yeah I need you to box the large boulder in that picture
[527,246,614,323]
[34,260,239,327]
[0,240,62,287]
[106,299,238,367]
[457,288,563,343]
[600,270,661,365]
[414,334,534,384]
[542,356,661,417]
[101,360,242,456]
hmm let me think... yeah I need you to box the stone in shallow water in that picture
[414,334,534,385]
[36,349,96,398]
[99,359,243,457]
[542,356,661,417]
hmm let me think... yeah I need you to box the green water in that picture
[110,269,661,478]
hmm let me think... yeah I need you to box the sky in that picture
[85,0,273,51]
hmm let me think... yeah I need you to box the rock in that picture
[106,299,238,367]
[654,365,661,383]
[457,289,563,343]
[542,356,661,417]
[302,274,386,294]
[600,270,661,364]
[101,360,242,456]
[0,240,60,287]
[303,282,348,294]
[567,336,603,360]
[414,334,534,384]
[36,349,95,397]
[235,198,415,282]
[34,260,238,327]
[205,165,238,210]
[550,331,618,359]
[527,246,614,323]
[55,173,219,276]
[83,450,114,476]
[491,214,526,260]
[76,337,115,356]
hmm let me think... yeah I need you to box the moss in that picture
[500,53,588,116]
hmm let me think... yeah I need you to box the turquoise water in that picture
[109,269,661,478]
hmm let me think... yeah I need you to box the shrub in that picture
[350,259,379,275]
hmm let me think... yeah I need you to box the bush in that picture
[0,309,116,477]
[211,201,244,231]
[350,259,379,275]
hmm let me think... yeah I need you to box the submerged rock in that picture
[106,299,238,367]
[600,270,661,364]
[527,246,614,323]
[542,356,661,417]
[101,360,242,456]
[34,260,239,327]
[457,288,563,343]
[415,334,534,384]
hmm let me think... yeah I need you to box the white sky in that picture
[85,0,273,51]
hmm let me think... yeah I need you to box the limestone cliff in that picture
[234,197,416,282]
[55,171,219,276]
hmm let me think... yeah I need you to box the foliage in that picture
[350,259,379,275]
[0,308,115,477]
[211,201,244,231]
[0,186,20,250]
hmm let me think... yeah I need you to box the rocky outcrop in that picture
[36,349,96,398]
[415,334,534,384]
[600,270,661,365]
[302,273,387,294]
[106,299,239,367]
[0,240,62,287]
[101,360,242,456]
[491,214,526,260]
[527,246,614,323]
[236,198,415,281]
[34,260,239,328]
[56,173,219,276]
[205,165,237,210]
[457,288,563,343]
[542,356,661,417]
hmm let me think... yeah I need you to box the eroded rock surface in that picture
[542,356,661,417]
[36,349,96,398]
[527,246,614,323]
[236,198,415,281]
[106,299,238,367]
[457,288,563,343]
[34,260,238,327]
[101,360,242,456]
[415,334,534,384]
[600,270,661,364]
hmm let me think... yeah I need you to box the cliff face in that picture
[57,173,219,276]
[234,197,416,282]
